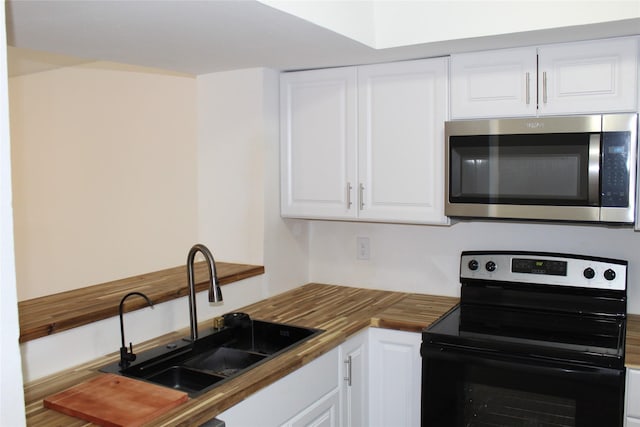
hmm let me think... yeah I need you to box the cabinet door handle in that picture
[542,71,548,104]
[359,184,365,210]
[344,355,352,386]
[525,72,530,105]
[346,182,353,209]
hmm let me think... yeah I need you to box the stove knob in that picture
[604,269,616,281]
[485,261,496,272]
[468,260,479,271]
[583,267,595,279]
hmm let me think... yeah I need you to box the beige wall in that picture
[197,69,265,265]
[9,63,198,300]
[15,66,311,380]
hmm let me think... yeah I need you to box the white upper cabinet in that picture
[538,37,638,115]
[357,59,449,224]
[451,37,639,119]
[281,58,449,225]
[280,67,358,220]
[450,47,537,118]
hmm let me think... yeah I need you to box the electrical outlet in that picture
[357,237,370,260]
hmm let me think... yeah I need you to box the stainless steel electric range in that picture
[421,251,627,427]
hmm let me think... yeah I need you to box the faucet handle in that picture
[119,342,137,367]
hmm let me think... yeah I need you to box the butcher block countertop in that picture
[23,284,640,426]
[19,261,264,343]
[627,314,640,369]
[25,283,458,426]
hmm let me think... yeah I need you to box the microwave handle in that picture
[588,133,600,205]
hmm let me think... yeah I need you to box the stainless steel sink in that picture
[100,315,323,396]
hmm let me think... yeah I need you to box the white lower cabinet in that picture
[284,389,341,427]
[217,328,422,427]
[218,347,340,427]
[341,329,369,427]
[368,328,422,427]
[627,368,640,426]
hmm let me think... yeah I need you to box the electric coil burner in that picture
[421,251,627,427]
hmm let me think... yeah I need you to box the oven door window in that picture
[421,347,624,427]
[448,133,596,206]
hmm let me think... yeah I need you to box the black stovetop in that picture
[423,251,628,370]
[424,303,626,369]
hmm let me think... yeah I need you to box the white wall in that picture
[196,67,309,297]
[260,69,311,296]
[261,1,640,49]
[309,220,640,314]
[9,64,198,300]
[0,4,27,425]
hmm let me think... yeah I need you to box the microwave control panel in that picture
[601,131,630,207]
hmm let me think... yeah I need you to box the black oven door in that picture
[421,344,625,427]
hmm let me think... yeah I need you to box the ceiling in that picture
[5,1,640,77]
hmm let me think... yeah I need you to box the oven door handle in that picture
[421,344,623,384]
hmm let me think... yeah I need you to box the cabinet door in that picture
[281,67,358,219]
[284,389,341,427]
[368,328,422,427]
[626,418,640,427]
[341,329,368,427]
[358,58,449,224]
[218,348,340,426]
[627,369,640,419]
[538,37,638,115]
[450,47,537,119]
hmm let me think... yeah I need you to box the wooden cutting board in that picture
[43,373,188,427]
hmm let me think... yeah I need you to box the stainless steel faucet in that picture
[187,243,223,341]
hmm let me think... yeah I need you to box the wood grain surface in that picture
[19,262,264,342]
[25,283,456,426]
[44,374,188,427]
[23,283,640,426]
[627,314,640,369]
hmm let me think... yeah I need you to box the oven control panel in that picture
[460,251,626,291]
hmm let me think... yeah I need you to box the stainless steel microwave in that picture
[445,114,638,223]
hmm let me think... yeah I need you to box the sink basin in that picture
[145,366,224,394]
[223,319,320,355]
[100,315,323,397]
[183,347,266,376]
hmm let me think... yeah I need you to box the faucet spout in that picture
[187,243,223,341]
[118,291,154,368]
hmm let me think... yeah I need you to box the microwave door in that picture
[446,132,602,222]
